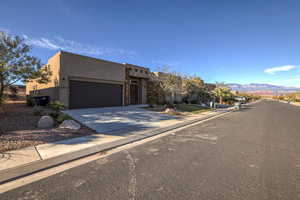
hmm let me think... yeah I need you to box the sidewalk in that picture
[0,106,238,184]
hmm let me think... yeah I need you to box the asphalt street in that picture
[1,100,300,200]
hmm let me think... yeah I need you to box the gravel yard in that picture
[0,102,95,153]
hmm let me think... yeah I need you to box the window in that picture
[140,70,143,73]
[135,69,138,72]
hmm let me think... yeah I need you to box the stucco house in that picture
[26,51,150,109]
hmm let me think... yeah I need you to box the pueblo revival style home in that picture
[26,51,150,109]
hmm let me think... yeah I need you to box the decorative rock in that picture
[164,108,177,114]
[165,108,175,113]
[37,115,54,129]
[59,120,81,130]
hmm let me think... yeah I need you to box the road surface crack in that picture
[125,150,137,200]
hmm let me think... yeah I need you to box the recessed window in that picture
[140,70,143,73]
[135,69,138,72]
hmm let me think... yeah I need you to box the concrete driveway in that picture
[63,105,181,136]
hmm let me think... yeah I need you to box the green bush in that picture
[49,111,60,119]
[49,101,66,111]
[56,113,72,123]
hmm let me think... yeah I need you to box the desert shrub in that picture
[56,113,72,123]
[49,101,66,111]
[49,111,60,119]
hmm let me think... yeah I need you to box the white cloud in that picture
[0,27,10,33]
[23,35,137,58]
[264,65,296,75]
[26,37,60,50]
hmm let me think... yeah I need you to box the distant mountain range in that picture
[227,83,300,95]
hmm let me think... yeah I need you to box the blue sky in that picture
[1,0,300,86]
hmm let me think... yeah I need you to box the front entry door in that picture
[130,84,139,104]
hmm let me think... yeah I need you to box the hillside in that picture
[227,83,300,95]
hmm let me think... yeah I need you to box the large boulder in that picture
[37,115,54,129]
[201,103,207,107]
[59,120,81,130]
[164,108,180,115]
[165,108,176,113]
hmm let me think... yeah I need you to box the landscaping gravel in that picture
[0,102,95,153]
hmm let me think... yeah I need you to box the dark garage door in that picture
[69,80,123,109]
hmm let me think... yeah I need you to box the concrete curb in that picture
[0,108,236,184]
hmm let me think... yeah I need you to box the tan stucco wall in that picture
[60,51,125,83]
[26,51,61,101]
[58,51,126,107]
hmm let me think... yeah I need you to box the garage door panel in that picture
[69,80,123,109]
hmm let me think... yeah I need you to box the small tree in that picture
[147,73,165,106]
[182,76,205,104]
[160,72,182,106]
[0,31,51,106]
[212,83,234,104]
[198,89,213,104]
[152,67,183,106]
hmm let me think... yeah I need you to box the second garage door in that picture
[69,80,123,109]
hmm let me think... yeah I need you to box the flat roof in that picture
[56,50,148,70]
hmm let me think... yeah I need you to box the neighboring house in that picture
[26,51,150,109]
